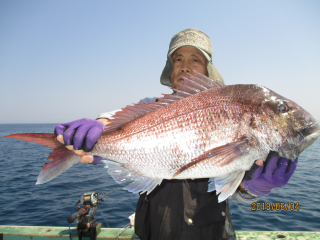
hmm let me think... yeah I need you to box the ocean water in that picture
[1,124,319,231]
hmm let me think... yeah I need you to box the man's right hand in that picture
[54,118,109,164]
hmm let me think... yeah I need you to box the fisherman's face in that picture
[169,46,208,88]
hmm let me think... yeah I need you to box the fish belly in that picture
[92,104,265,180]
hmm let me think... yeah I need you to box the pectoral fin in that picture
[173,137,250,178]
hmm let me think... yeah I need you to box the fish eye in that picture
[278,103,289,113]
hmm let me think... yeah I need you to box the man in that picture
[55,29,297,240]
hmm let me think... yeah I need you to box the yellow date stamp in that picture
[251,202,299,211]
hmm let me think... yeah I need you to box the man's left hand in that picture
[241,151,298,197]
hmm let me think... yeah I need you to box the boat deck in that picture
[0,225,319,239]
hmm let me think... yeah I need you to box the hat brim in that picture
[168,46,211,62]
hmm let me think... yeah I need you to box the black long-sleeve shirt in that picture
[135,179,236,240]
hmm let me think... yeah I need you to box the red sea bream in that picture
[6,73,319,202]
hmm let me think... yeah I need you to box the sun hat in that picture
[160,28,224,87]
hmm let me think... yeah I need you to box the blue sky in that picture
[0,0,319,123]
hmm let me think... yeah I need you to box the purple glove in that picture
[54,118,105,164]
[242,151,298,196]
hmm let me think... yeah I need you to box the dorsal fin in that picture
[103,71,224,134]
[194,71,225,88]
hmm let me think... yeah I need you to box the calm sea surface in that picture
[1,124,319,231]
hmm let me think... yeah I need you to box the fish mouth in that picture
[295,123,320,155]
[300,123,320,137]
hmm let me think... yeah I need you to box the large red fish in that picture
[6,73,319,202]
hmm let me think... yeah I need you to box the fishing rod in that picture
[67,188,123,240]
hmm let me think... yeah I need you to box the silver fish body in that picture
[90,84,319,201]
[6,74,319,202]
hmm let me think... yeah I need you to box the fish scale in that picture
[92,85,268,180]
[5,73,320,202]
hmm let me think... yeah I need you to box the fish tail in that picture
[5,133,80,184]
